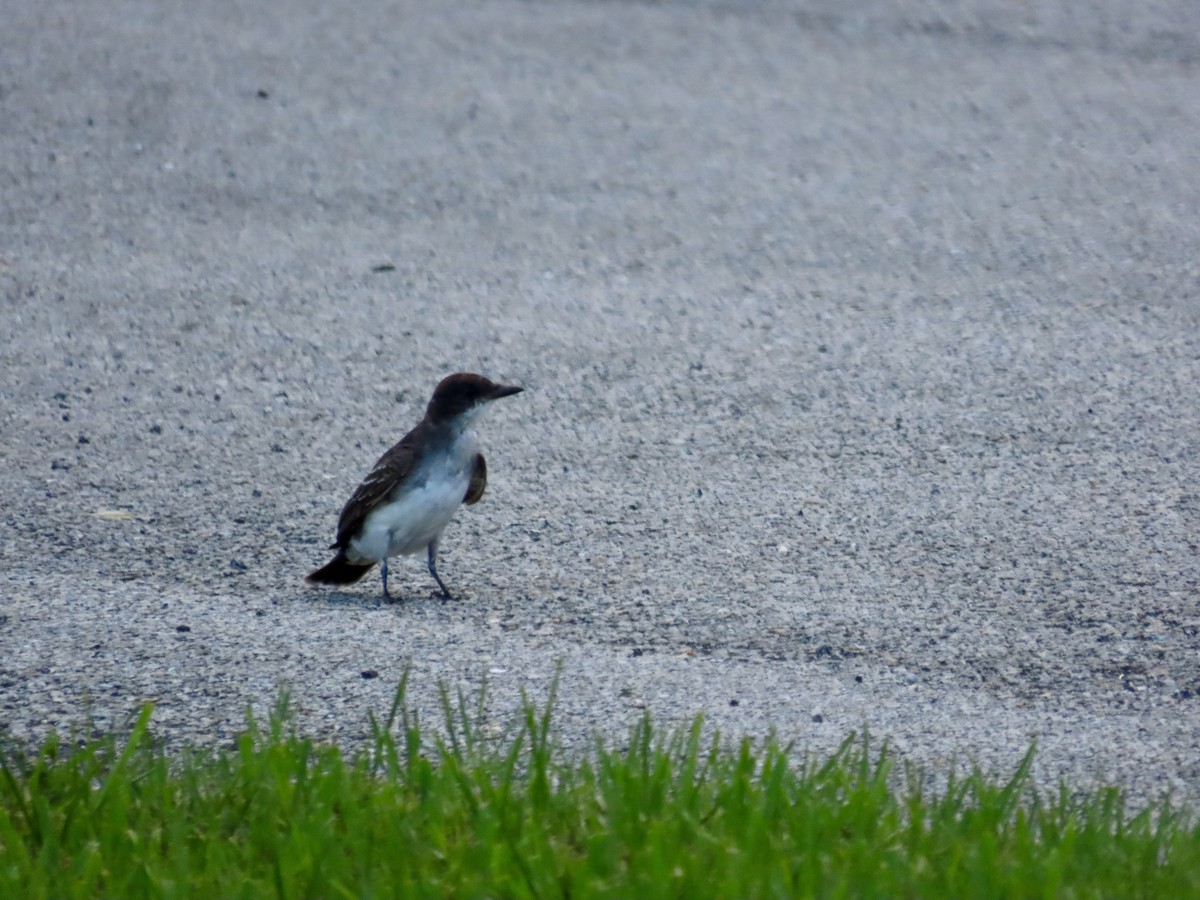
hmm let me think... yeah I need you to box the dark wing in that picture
[463,452,486,505]
[331,433,419,549]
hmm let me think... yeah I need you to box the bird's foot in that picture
[427,541,453,600]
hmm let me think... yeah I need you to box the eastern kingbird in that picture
[306,372,523,600]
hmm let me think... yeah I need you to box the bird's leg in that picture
[427,539,453,600]
[379,559,392,603]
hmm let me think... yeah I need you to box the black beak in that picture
[488,383,524,400]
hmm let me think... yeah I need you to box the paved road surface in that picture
[3,0,1198,804]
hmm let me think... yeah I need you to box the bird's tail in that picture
[306,552,375,586]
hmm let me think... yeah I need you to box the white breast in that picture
[350,432,477,563]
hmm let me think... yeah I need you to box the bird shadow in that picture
[302,585,453,609]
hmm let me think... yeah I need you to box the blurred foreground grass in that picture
[2,672,1197,899]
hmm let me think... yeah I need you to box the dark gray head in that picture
[425,373,523,423]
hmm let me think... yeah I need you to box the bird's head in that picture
[425,373,524,424]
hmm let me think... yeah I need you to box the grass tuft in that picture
[1,671,1197,898]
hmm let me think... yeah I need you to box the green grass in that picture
[2,673,1197,900]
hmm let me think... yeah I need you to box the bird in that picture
[306,372,523,601]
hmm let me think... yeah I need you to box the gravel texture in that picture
[2,0,1199,804]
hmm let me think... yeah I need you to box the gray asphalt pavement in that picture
[2,0,1199,804]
